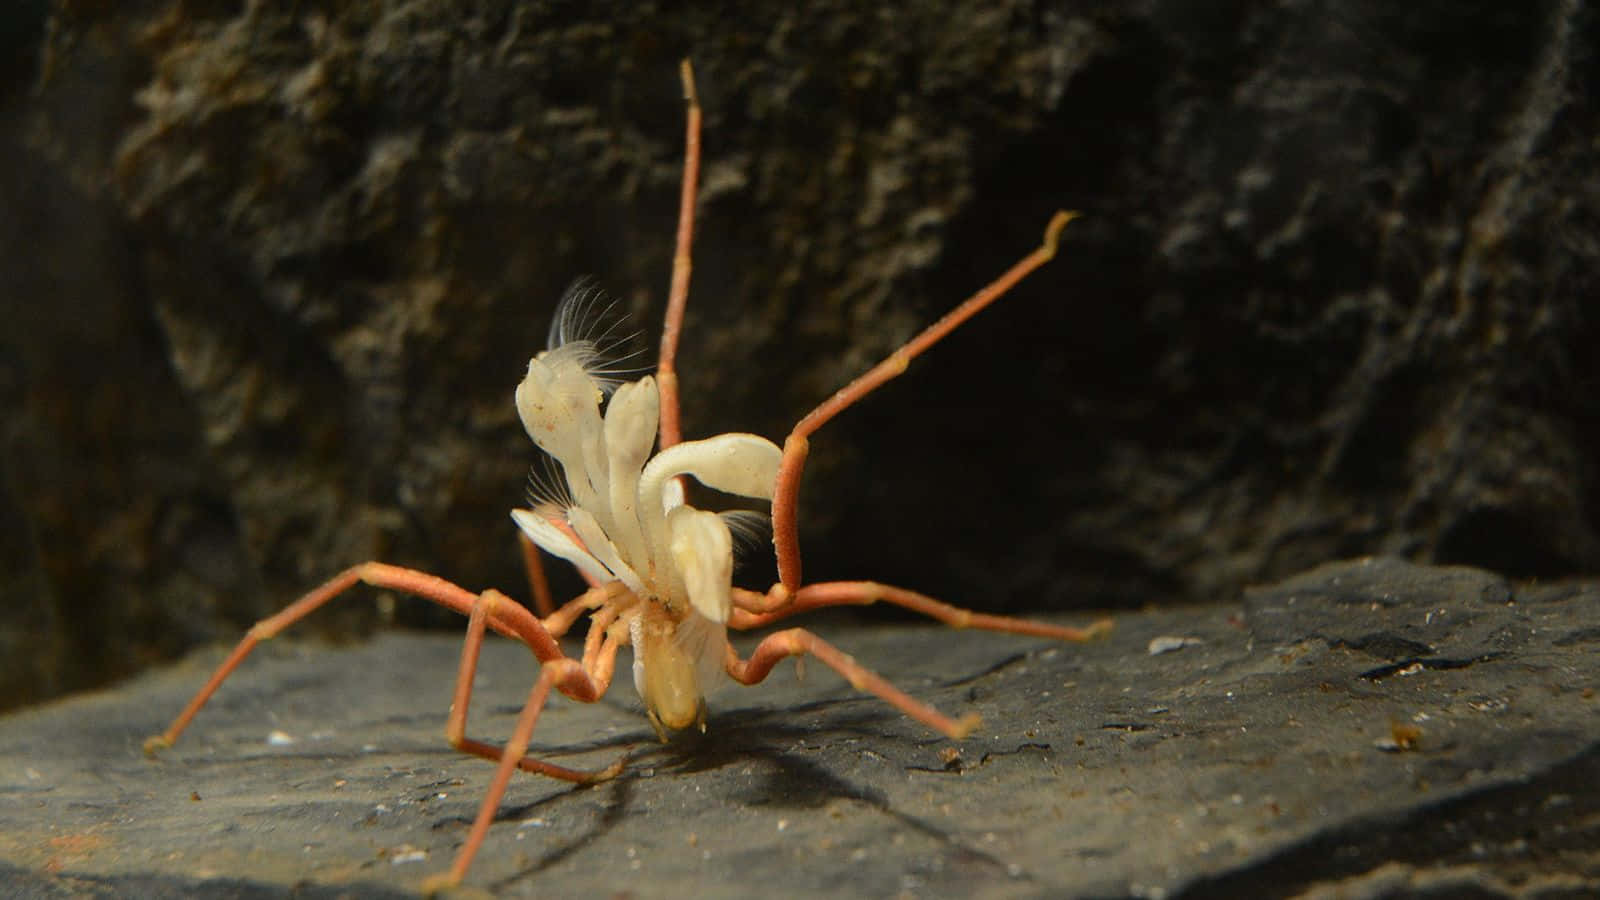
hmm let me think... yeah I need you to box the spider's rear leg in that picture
[143,563,585,755]
[729,583,1112,641]
[726,627,981,739]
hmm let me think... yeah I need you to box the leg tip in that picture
[950,712,982,740]
[1041,210,1080,255]
[142,734,172,757]
[419,873,461,897]
[679,60,698,105]
[588,755,629,784]
[1057,617,1115,642]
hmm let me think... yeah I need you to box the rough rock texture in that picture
[1,559,1595,897]
[3,1,1598,710]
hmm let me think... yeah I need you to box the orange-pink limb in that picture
[426,655,617,894]
[729,582,1113,641]
[725,628,980,739]
[770,211,1079,590]
[145,562,560,754]
[656,59,702,451]
[519,532,557,617]
[444,588,627,783]
[541,581,621,639]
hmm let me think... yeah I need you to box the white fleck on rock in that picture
[1148,636,1204,655]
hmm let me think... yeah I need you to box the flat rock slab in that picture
[1,558,1595,898]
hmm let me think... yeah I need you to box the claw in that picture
[950,712,983,740]
[1088,618,1115,639]
[419,872,460,898]
[1040,210,1080,257]
[587,754,629,784]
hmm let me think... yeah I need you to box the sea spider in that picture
[144,61,1110,892]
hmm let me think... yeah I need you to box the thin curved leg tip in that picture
[419,873,460,897]
[587,754,629,784]
[1041,210,1080,254]
[950,712,983,740]
[142,734,171,757]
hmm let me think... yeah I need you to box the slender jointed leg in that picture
[656,58,702,451]
[519,532,558,618]
[578,600,629,677]
[726,627,981,739]
[143,562,556,754]
[729,582,1113,641]
[422,656,615,895]
[541,581,625,639]
[443,589,627,783]
[770,211,1078,590]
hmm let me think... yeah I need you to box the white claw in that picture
[510,508,614,587]
[635,434,781,606]
[602,377,659,579]
[667,506,734,623]
[638,434,783,505]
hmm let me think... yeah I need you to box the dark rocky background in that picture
[3,0,1597,715]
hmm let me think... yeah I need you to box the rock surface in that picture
[3,1,1598,710]
[2,558,1594,897]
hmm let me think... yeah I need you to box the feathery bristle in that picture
[720,509,773,562]
[524,450,574,514]
[547,278,649,393]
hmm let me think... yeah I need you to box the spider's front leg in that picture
[723,582,1109,742]
[736,212,1107,637]
[423,596,627,895]
[729,583,1113,641]
[768,212,1078,591]
[443,587,629,784]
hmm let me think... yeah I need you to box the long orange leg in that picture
[443,589,627,783]
[143,563,563,754]
[540,579,626,638]
[422,654,617,895]
[143,562,591,751]
[656,59,702,451]
[519,532,558,617]
[728,582,1113,641]
[726,628,981,739]
[770,211,1078,590]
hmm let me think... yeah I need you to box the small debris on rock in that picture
[1148,635,1204,655]
[388,845,428,865]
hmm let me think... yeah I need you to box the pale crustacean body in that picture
[510,299,779,736]
[144,61,1112,894]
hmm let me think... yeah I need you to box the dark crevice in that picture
[1175,744,1600,900]
[1359,653,1506,680]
